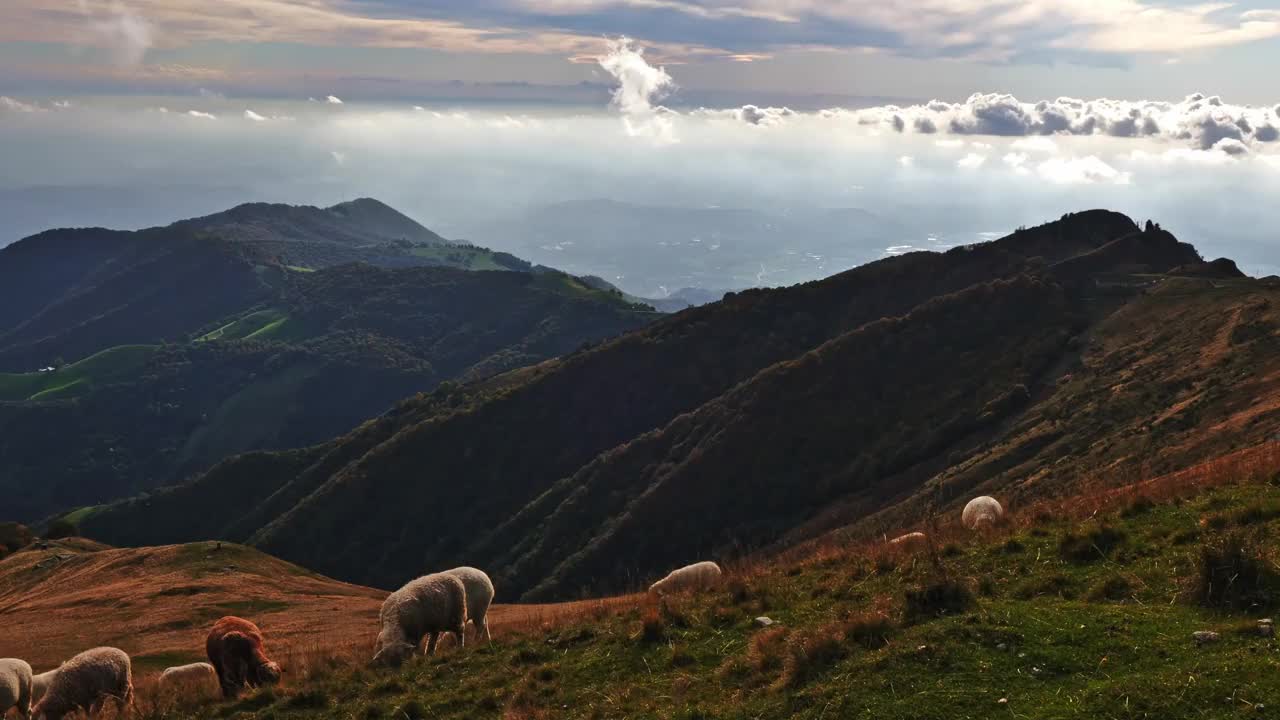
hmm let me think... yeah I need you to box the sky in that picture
[1,1,1279,292]
[2,0,1280,103]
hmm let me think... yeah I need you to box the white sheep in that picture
[372,573,468,668]
[648,561,723,596]
[888,531,928,547]
[962,496,1005,530]
[30,668,59,706]
[159,662,218,695]
[30,647,132,720]
[1,658,33,719]
[443,567,494,643]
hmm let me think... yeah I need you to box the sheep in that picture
[443,566,494,643]
[158,662,218,696]
[1,658,33,719]
[648,561,723,597]
[205,616,282,699]
[30,668,59,706]
[962,496,1004,530]
[30,647,132,720]
[888,531,928,547]
[372,572,467,668]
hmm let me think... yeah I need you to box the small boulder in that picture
[1193,631,1220,646]
[753,617,774,628]
[1258,619,1274,638]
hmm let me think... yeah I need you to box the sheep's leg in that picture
[476,614,490,642]
[426,633,439,655]
[118,685,135,716]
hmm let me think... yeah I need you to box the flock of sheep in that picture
[0,497,1002,719]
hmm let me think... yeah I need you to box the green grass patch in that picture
[0,344,157,401]
[198,309,288,342]
[142,481,1280,720]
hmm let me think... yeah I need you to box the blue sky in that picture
[1,0,1278,103]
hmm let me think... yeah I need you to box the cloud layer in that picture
[693,92,1280,152]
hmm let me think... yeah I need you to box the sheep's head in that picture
[256,660,282,685]
[371,641,415,668]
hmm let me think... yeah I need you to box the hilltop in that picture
[175,198,530,272]
[0,201,658,522]
[0,538,630,674]
[80,210,1280,601]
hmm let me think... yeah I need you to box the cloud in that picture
[186,110,215,120]
[598,37,677,144]
[326,95,344,105]
[1003,152,1029,168]
[244,110,267,122]
[898,155,914,167]
[957,152,987,169]
[0,97,42,113]
[330,150,346,166]
[1213,138,1250,156]
[1036,156,1131,184]
[77,0,152,66]
[840,92,1280,151]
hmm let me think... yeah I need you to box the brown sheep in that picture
[205,616,282,699]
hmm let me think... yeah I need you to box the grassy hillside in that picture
[0,344,157,401]
[89,441,1280,720]
[82,211,1247,599]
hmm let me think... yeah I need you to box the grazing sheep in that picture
[205,617,282,699]
[30,668,59,705]
[30,647,132,720]
[962,496,1004,530]
[443,566,494,643]
[159,662,218,695]
[1,658,33,719]
[889,531,928,547]
[648,561,723,596]
[372,573,468,668]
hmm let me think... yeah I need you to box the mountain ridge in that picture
[77,208,1280,603]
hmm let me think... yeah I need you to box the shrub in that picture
[394,699,427,720]
[780,632,845,689]
[904,579,974,623]
[1193,532,1279,611]
[747,627,789,675]
[1231,503,1280,527]
[1013,574,1077,600]
[670,645,696,668]
[1120,496,1156,518]
[1090,575,1134,602]
[1001,538,1025,554]
[842,614,894,649]
[1058,526,1127,564]
[45,518,79,540]
[639,605,666,644]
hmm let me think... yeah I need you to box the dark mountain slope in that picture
[0,228,276,371]
[1,263,653,523]
[507,275,1079,598]
[83,210,1148,591]
[813,272,1280,545]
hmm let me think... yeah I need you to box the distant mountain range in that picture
[78,211,1278,603]
[0,199,657,522]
